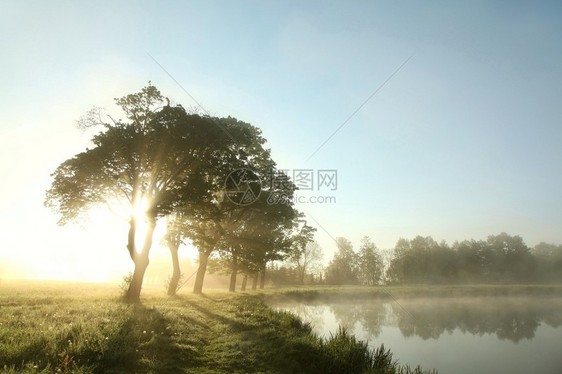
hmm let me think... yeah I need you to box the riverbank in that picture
[0,281,436,373]
[264,284,562,304]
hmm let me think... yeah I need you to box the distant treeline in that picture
[268,233,562,286]
[386,233,562,284]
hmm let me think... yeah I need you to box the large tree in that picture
[45,85,238,301]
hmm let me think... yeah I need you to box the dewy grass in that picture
[0,281,436,373]
[318,327,437,374]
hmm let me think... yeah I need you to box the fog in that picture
[272,295,562,373]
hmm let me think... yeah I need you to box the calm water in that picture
[271,296,562,374]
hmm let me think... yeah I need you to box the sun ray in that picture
[131,197,151,254]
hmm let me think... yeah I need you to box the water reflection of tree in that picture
[276,297,562,343]
[392,297,562,343]
[543,312,562,328]
[329,302,387,338]
[279,303,326,332]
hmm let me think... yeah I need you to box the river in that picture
[271,296,562,373]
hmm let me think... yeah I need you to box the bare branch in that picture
[75,106,111,131]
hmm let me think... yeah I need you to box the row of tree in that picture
[317,233,562,285]
[46,85,317,300]
[387,233,562,284]
[265,236,384,286]
[323,236,384,285]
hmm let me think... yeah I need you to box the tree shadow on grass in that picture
[179,295,327,373]
[92,304,199,374]
[0,338,51,369]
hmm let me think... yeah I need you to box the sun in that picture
[130,197,151,253]
[98,196,154,254]
[27,203,137,283]
[25,196,197,284]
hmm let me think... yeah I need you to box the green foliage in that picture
[46,84,282,226]
[386,233,562,285]
[157,115,302,293]
[45,83,306,297]
[370,343,395,372]
[325,237,360,285]
[324,236,383,286]
[319,327,437,374]
[114,84,164,127]
[357,236,384,286]
[287,223,322,284]
[322,326,373,373]
[532,242,562,282]
[119,272,134,297]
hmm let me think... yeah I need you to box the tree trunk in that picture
[251,275,258,290]
[167,240,181,296]
[126,217,156,302]
[240,274,248,292]
[193,249,211,294]
[126,216,136,260]
[229,250,238,292]
[259,263,266,289]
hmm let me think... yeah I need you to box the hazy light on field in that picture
[0,203,197,283]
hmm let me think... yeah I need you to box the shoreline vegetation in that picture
[264,284,562,303]
[3,283,562,373]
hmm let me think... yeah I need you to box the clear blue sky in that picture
[1,1,562,279]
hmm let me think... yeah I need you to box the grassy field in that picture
[3,281,562,373]
[0,281,441,374]
[3,282,562,373]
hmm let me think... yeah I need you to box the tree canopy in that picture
[45,84,302,300]
[385,233,562,285]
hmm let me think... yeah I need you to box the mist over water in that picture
[272,296,562,374]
